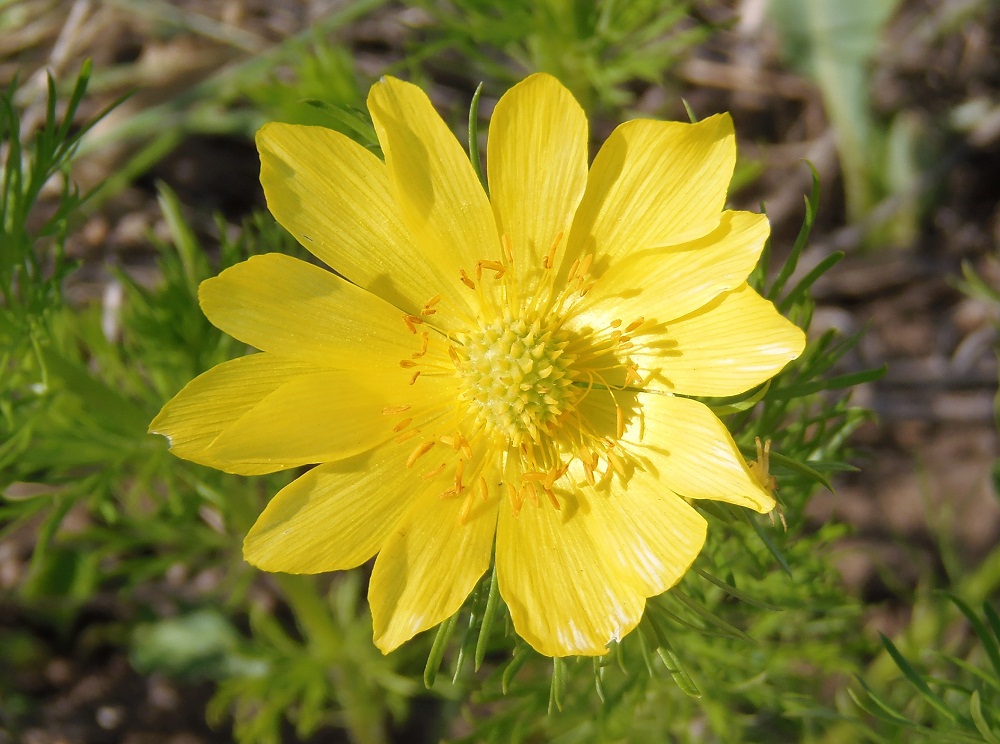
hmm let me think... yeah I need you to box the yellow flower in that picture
[150,74,805,657]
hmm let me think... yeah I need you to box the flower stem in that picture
[275,573,388,744]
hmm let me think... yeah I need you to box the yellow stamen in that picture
[406,441,435,468]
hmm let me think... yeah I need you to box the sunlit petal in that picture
[628,393,775,512]
[199,253,418,367]
[487,73,588,291]
[368,76,499,297]
[576,210,769,325]
[370,460,498,652]
[496,490,646,657]
[633,284,806,397]
[566,114,735,269]
[257,123,463,319]
[244,437,427,573]
[149,353,318,475]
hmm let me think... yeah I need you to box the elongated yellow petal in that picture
[487,73,588,291]
[206,369,450,467]
[636,284,806,397]
[566,114,735,268]
[575,210,769,325]
[628,393,775,512]
[149,354,316,475]
[588,476,707,598]
[367,77,499,295]
[243,438,425,573]
[199,253,417,368]
[496,491,646,657]
[257,123,460,319]
[369,468,498,653]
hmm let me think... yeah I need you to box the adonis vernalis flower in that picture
[151,73,805,657]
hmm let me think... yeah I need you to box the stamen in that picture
[501,233,515,266]
[542,231,563,269]
[409,371,421,385]
[394,428,419,443]
[610,319,622,328]
[543,488,560,510]
[421,463,447,480]
[382,405,411,415]
[454,458,465,492]
[410,332,429,358]
[459,269,476,289]
[421,294,442,316]
[399,360,417,368]
[458,491,475,524]
[507,482,523,516]
[406,441,435,468]
[607,450,627,477]
[478,476,488,502]
[625,317,645,333]
[393,417,412,433]
[616,406,625,439]
[477,259,506,278]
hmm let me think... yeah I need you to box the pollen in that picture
[454,312,576,446]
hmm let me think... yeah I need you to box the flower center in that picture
[457,312,576,446]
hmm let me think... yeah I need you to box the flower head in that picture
[150,74,805,657]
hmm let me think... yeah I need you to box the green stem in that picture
[274,574,388,744]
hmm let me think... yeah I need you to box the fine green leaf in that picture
[424,611,459,689]
[879,632,960,723]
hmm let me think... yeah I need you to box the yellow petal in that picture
[628,393,775,512]
[566,114,735,268]
[496,491,646,657]
[588,474,707,598]
[199,253,416,368]
[257,123,459,319]
[367,76,499,296]
[206,369,451,468]
[369,466,498,653]
[576,210,769,325]
[149,353,316,475]
[487,73,588,291]
[636,284,806,397]
[243,438,423,573]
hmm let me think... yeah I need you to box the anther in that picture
[412,332,429,358]
[403,314,423,333]
[394,429,419,443]
[607,450,627,477]
[543,488,560,510]
[616,407,625,439]
[478,476,488,502]
[458,492,475,524]
[501,234,515,266]
[393,417,412,433]
[448,346,461,366]
[421,294,442,315]
[542,231,563,269]
[477,260,505,278]
[399,360,417,368]
[459,269,476,289]
[409,371,421,385]
[625,317,644,333]
[610,319,622,328]
[382,405,411,415]
[406,441,435,468]
[421,463,447,480]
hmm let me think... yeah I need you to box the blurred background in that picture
[2,0,999,742]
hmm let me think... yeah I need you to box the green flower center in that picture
[457,313,576,445]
